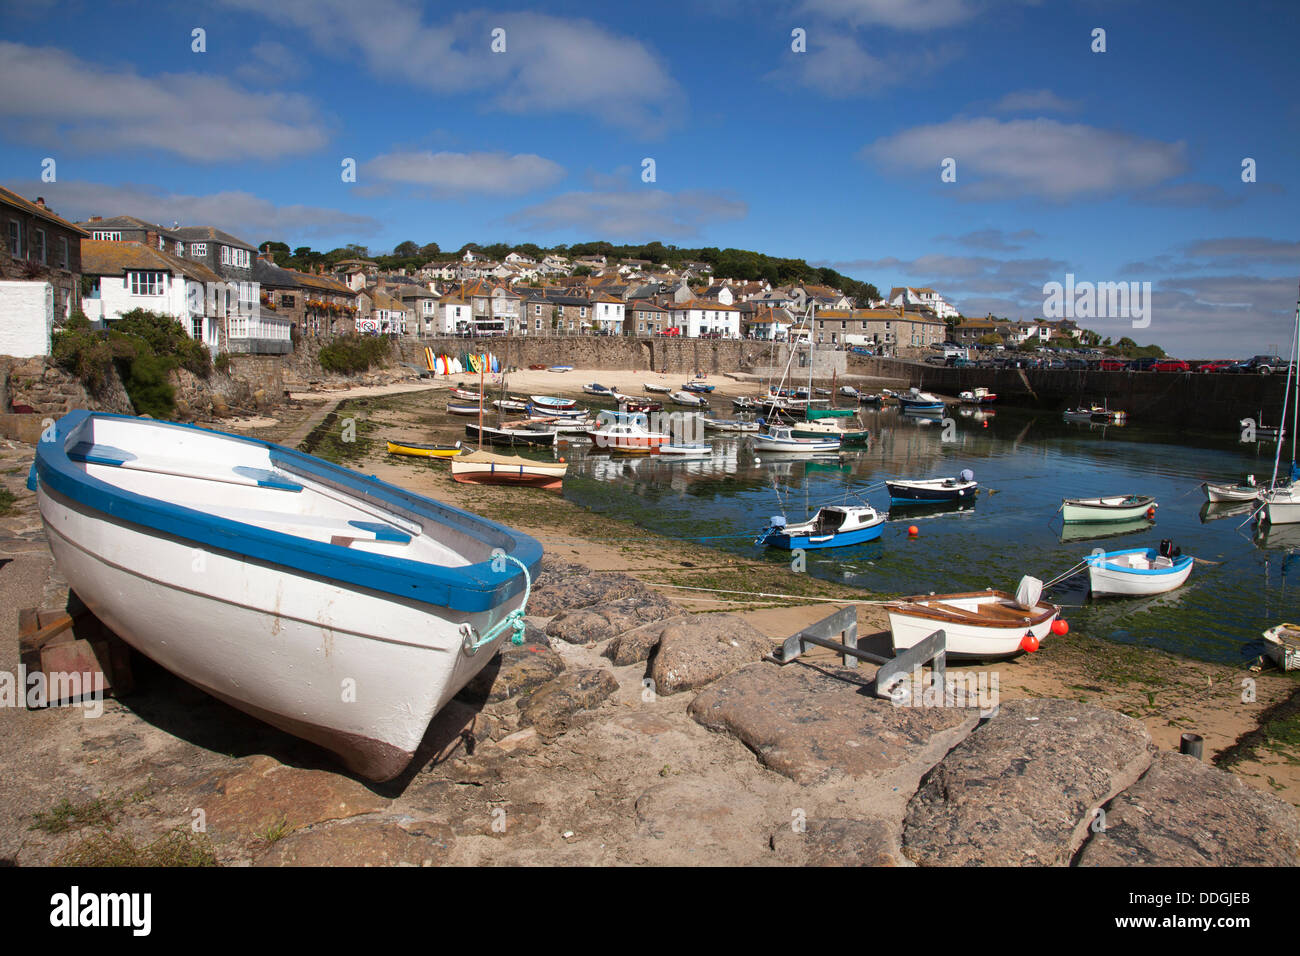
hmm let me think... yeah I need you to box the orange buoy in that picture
[908,525,919,537]
[1052,619,1069,636]
[1146,507,1155,518]
[1021,632,1040,653]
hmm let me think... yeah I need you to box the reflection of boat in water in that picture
[1253,522,1300,551]
[1058,517,1154,543]
[885,498,976,521]
[1199,501,1255,523]
[957,406,995,421]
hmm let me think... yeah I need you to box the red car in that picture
[1099,358,1129,371]
[1151,359,1190,372]
[1196,361,1232,373]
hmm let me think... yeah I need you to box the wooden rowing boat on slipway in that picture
[885,579,1060,660]
[1060,494,1156,523]
[1084,547,1193,597]
[29,410,542,781]
[450,451,567,491]
[1262,623,1300,671]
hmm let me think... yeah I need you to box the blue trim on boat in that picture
[1085,547,1193,575]
[33,411,542,614]
[67,442,136,467]
[232,465,303,491]
[348,520,411,543]
[764,521,884,550]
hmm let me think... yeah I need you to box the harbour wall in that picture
[848,356,1291,433]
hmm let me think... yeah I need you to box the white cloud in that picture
[798,0,981,30]
[991,89,1079,113]
[939,228,1043,251]
[217,1,684,133]
[11,180,380,242]
[863,117,1187,201]
[363,151,566,197]
[235,41,308,86]
[0,41,330,161]
[509,189,747,239]
[773,33,954,96]
[1183,237,1300,264]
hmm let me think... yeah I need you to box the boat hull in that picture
[886,480,977,503]
[386,440,461,459]
[1085,549,1193,596]
[1061,497,1155,523]
[888,607,1056,661]
[1202,482,1260,503]
[764,521,883,550]
[37,483,521,782]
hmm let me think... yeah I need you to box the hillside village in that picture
[1,184,1093,362]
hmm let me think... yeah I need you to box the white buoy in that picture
[754,457,762,464]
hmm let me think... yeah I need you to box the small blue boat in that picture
[897,388,946,412]
[756,505,885,550]
[682,381,716,393]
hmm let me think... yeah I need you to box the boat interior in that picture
[61,416,488,567]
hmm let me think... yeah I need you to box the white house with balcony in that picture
[888,286,960,320]
[670,298,741,338]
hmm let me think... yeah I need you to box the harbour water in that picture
[559,405,1300,664]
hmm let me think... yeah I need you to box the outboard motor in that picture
[755,514,787,546]
[1159,539,1181,560]
[960,468,975,483]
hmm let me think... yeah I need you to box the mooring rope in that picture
[463,554,532,652]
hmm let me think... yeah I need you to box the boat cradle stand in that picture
[768,605,947,703]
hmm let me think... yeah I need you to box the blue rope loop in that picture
[464,553,532,653]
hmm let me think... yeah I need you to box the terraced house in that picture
[80,239,224,351]
[816,308,944,349]
[1,187,87,321]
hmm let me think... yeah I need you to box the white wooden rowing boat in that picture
[751,426,840,453]
[670,390,708,407]
[29,411,541,781]
[1060,494,1156,523]
[886,579,1059,660]
[586,419,670,453]
[1201,480,1261,503]
[1084,547,1193,596]
[644,383,672,394]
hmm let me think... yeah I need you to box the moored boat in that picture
[885,579,1060,660]
[1201,478,1261,503]
[751,425,840,453]
[1085,544,1193,596]
[1060,494,1157,523]
[657,442,712,457]
[583,383,613,396]
[788,419,870,443]
[671,390,708,407]
[450,451,567,491]
[32,410,541,781]
[756,505,884,550]
[450,388,484,402]
[703,417,759,433]
[386,439,463,459]
[959,387,996,405]
[644,383,672,394]
[465,422,557,447]
[897,388,946,412]
[548,365,573,373]
[447,402,486,416]
[887,471,977,503]
[586,419,670,453]
[682,380,715,393]
[529,395,576,411]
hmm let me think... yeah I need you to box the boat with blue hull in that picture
[756,505,885,550]
[897,388,946,413]
[29,410,542,782]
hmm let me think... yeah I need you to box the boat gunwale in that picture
[34,410,541,613]
[887,589,1059,628]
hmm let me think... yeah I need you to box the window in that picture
[175,242,184,255]
[91,230,122,241]
[221,246,231,265]
[128,271,165,296]
[192,243,207,257]
[190,316,203,340]
[59,236,68,268]
[7,219,20,257]
[579,307,587,318]
[534,304,542,316]
[158,235,165,250]
[34,228,46,263]
[535,318,542,330]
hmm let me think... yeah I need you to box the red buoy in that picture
[1146,507,1155,518]
[1052,619,1069,636]
[1021,632,1040,653]
[907,525,919,537]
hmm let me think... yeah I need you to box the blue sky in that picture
[2,0,1298,356]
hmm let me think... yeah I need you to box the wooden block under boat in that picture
[18,603,135,705]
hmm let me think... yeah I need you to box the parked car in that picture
[1064,358,1088,370]
[1099,358,1130,371]
[1196,361,1233,373]
[1130,357,1160,371]
[1230,354,1293,374]
[1151,359,1191,372]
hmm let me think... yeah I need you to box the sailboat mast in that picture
[1268,281,1300,487]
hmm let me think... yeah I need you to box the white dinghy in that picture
[885,576,1060,660]
[29,411,542,782]
[1060,494,1156,523]
[1084,544,1193,597]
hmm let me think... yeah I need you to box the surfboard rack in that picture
[768,605,947,701]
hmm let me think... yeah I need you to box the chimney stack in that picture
[89,216,102,222]
[34,197,46,209]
